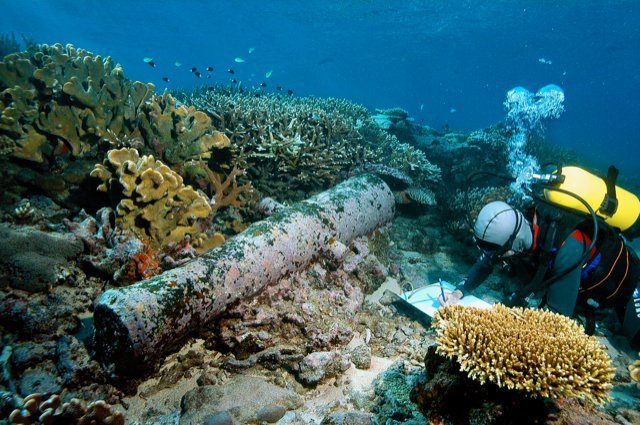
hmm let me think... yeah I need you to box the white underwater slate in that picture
[400,281,493,318]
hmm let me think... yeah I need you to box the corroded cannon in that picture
[94,174,395,373]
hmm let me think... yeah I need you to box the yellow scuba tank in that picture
[543,166,640,230]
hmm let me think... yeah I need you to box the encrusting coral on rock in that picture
[9,392,123,425]
[91,147,211,248]
[432,304,615,403]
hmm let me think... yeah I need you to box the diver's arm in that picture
[459,253,495,292]
[545,234,584,316]
[439,253,494,306]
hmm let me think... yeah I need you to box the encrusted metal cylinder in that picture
[94,174,394,373]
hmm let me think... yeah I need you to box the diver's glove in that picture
[633,288,640,318]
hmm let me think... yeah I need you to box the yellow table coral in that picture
[432,304,615,403]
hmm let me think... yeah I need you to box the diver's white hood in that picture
[473,201,533,252]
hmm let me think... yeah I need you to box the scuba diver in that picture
[442,199,640,347]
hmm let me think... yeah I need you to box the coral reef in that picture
[412,345,616,424]
[91,148,212,248]
[180,87,440,200]
[138,90,229,165]
[197,161,252,215]
[351,163,414,189]
[0,43,154,164]
[9,393,123,425]
[432,304,615,403]
[372,360,427,425]
[371,107,416,144]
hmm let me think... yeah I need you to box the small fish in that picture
[260,82,267,87]
[538,57,553,65]
[265,70,273,78]
[207,75,212,79]
[234,57,245,63]
[449,108,456,113]
[194,71,201,78]
[162,76,170,82]
[420,103,424,111]
[190,67,198,73]
[206,66,214,72]
[228,69,235,74]
[248,47,255,54]
[276,86,282,91]
[143,57,154,63]
[147,61,156,68]
[231,78,237,83]
[287,89,293,95]
[175,61,182,67]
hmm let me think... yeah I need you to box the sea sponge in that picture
[432,304,615,403]
[91,148,211,248]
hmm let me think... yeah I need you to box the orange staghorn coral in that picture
[200,161,253,214]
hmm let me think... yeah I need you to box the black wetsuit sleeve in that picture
[545,235,584,316]
[460,253,495,291]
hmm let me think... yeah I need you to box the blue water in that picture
[2,1,639,180]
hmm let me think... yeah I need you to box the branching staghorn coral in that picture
[432,304,615,403]
[91,148,211,248]
[183,88,369,192]
[199,160,252,215]
[179,87,440,198]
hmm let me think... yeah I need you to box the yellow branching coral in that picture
[91,148,211,248]
[432,304,615,403]
[630,353,640,388]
